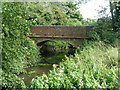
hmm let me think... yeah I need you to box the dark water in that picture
[40,47,76,64]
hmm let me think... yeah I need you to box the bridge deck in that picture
[29,25,93,39]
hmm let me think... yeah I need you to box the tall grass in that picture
[29,41,118,89]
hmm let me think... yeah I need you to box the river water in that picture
[19,65,53,87]
[19,45,75,87]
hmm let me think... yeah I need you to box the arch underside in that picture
[31,37,86,47]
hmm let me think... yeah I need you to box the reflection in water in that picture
[40,47,76,64]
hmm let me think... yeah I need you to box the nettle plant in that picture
[2,2,40,87]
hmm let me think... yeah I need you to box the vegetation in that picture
[29,41,118,88]
[40,40,71,54]
[110,1,120,32]
[0,68,1,85]
[40,40,75,64]
[23,2,94,25]
[0,31,1,85]
[2,2,40,88]
[89,1,119,46]
[1,2,90,88]
[1,1,119,89]
[89,17,118,45]
[41,51,69,64]
[28,1,119,89]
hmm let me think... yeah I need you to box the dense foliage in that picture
[110,1,120,32]
[1,1,119,89]
[2,2,40,88]
[1,2,94,88]
[0,38,1,84]
[29,41,118,88]
[24,2,94,25]
[89,17,118,44]
[89,1,119,45]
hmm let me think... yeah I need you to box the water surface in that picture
[19,65,53,86]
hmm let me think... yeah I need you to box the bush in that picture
[29,41,118,89]
[2,2,40,88]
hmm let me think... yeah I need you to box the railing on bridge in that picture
[29,25,93,39]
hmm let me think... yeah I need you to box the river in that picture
[19,41,76,87]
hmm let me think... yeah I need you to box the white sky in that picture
[79,0,110,19]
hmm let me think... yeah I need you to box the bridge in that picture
[29,25,93,47]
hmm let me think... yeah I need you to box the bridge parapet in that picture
[29,25,93,47]
[30,25,93,39]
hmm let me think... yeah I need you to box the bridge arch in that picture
[36,39,75,49]
[31,37,84,48]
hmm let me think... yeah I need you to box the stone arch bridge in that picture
[29,25,93,47]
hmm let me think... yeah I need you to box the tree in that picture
[89,1,119,45]
[24,2,68,25]
[24,2,86,25]
[110,1,120,32]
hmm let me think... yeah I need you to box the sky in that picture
[79,0,110,19]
